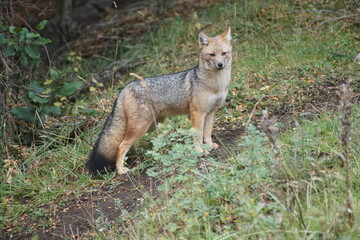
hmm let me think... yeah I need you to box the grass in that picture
[120,107,360,239]
[1,0,359,238]
[119,106,359,239]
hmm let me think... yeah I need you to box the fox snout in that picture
[217,62,224,69]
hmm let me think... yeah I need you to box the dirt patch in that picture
[9,173,158,240]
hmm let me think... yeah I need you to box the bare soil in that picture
[12,173,158,240]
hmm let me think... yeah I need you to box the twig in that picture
[290,9,341,16]
[97,36,122,40]
[98,61,145,83]
[111,0,120,89]
[315,14,360,30]
[0,54,13,76]
[91,20,117,29]
[245,95,265,128]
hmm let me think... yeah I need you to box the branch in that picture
[316,14,360,30]
[291,9,341,16]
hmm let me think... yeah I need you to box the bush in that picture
[0,20,83,146]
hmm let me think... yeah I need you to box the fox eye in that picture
[222,52,227,56]
[209,53,215,57]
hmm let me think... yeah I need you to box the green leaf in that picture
[50,69,59,81]
[43,106,61,115]
[0,21,6,31]
[9,26,16,33]
[3,46,16,56]
[82,108,100,116]
[28,91,50,104]
[36,20,48,30]
[11,106,36,122]
[30,81,45,94]
[0,33,9,44]
[24,45,40,59]
[58,81,83,96]
[33,37,52,45]
[19,28,29,41]
[26,32,39,39]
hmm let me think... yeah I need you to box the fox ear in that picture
[221,27,232,41]
[198,32,209,46]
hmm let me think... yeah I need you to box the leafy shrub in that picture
[10,66,83,124]
[0,20,83,144]
[0,20,50,67]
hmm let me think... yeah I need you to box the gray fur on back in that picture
[126,66,199,116]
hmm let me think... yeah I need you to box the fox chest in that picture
[207,92,227,112]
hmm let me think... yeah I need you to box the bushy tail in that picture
[86,94,126,174]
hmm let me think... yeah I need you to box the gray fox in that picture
[87,27,232,175]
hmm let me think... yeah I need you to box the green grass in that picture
[1,0,359,238]
[118,106,360,239]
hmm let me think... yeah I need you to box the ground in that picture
[14,173,157,240]
[8,79,344,239]
[12,129,243,239]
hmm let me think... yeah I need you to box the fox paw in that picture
[196,145,210,156]
[204,142,219,150]
[210,142,219,150]
[117,167,130,175]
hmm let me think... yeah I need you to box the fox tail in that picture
[86,94,126,174]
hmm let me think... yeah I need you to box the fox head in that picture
[198,27,232,70]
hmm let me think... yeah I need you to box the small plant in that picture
[10,66,83,124]
[146,121,208,186]
[0,20,51,67]
[237,124,271,184]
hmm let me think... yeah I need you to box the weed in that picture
[337,81,355,231]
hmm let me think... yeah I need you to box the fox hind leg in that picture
[116,117,153,174]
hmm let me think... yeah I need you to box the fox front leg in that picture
[190,110,209,154]
[203,111,219,150]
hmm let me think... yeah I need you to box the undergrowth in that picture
[120,106,359,239]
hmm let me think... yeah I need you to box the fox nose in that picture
[217,62,224,68]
